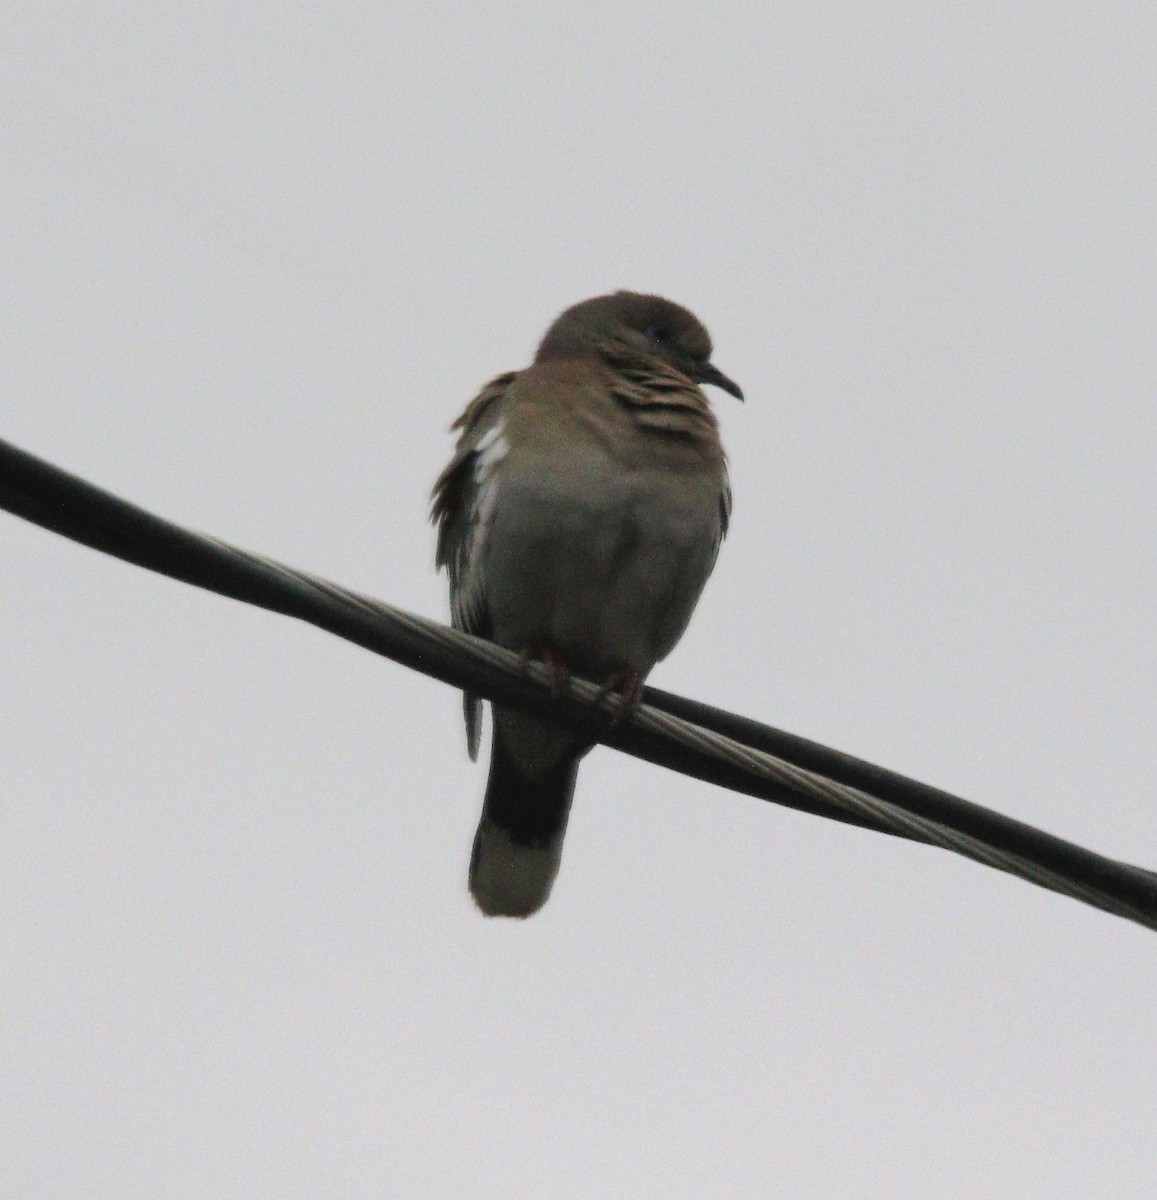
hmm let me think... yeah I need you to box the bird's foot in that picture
[518,643,571,698]
[597,666,646,725]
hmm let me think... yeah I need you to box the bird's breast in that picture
[482,440,723,678]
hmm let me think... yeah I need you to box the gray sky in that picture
[3,5,1155,1197]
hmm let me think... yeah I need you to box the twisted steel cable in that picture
[3,437,1155,930]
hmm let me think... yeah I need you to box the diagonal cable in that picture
[3,436,1155,930]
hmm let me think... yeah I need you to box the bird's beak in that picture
[696,362,744,401]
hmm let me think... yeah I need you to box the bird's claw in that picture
[518,643,571,698]
[596,667,645,726]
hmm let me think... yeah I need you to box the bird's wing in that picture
[717,470,732,549]
[431,371,518,759]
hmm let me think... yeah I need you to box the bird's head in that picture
[535,291,744,401]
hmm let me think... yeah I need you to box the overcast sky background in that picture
[3,5,1155,1197]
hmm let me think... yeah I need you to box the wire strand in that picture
[3,436,1155,930]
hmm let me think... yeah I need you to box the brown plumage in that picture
[432,291,741,916]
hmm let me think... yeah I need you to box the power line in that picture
[3,436,1155,930]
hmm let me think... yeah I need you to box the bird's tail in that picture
[469,729,582,918]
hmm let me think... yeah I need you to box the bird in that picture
[432,291,742,917]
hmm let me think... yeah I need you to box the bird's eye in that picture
[644,324,670,345]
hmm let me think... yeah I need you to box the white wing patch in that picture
[450,420,508,638]
[473,422,508,532]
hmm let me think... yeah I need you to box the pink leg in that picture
[517,642,571,697]
[597,666,646,725]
